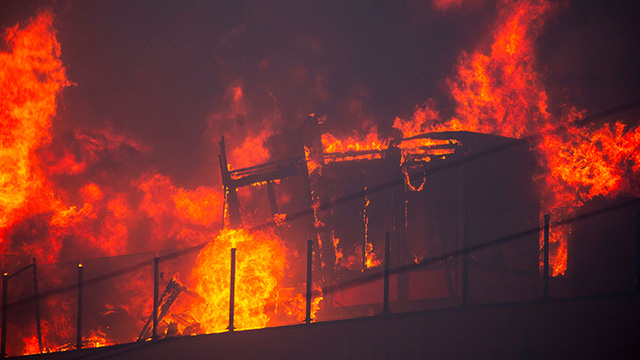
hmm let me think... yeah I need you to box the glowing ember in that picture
[22,336,40,356]
[273,286,322,323]
[364,242,381,269]
[83,330,113,348]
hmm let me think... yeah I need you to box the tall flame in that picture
[425,0,640,275]
[0,10,69,238]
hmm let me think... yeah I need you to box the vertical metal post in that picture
[153,257,159,340]
[32,259,42,353]
[305,240,313,324]
[229,248,236,332]
[543,214,550,300]
[1,272,8,358]
[461,224,469,307]
[383,231,391,315]
[76,264,83,351]
[636,211,640,293]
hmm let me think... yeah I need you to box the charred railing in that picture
[2,201,638,356]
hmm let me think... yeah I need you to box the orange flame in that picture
[22,336,40,356]
[83,330,113,348]
[321,128,387,154]
[323,0,640,276]
[189,229,289,332]
[0,10,69,239]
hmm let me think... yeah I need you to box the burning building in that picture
[1,0,640,357]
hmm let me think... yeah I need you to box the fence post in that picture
[305,240,313,324]
[543,215,550,300]
[462,224,469,307]
[32,259,42,353]
[229,248,236,332]
[153,257,159,340]
[383,232,391,315]
[76,264,83,351]
[1,272,7,358]
[636,211,640,293]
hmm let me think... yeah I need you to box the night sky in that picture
[2,0,639,189]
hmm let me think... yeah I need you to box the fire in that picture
[83,330,113,348]
[273,286,322,323]
[318,0,640,276]
[136,172,222,246]
[431,0,640,275]
[321,124,388,162]
[229,125,273,170]
[3,1,639,355]
[1,12,226,355]
[365,242,381,269]
[321,128,387,154]
[22,336,40,356]
[393,99,442,138]
[189,229,289,332]
[0,10,69,239]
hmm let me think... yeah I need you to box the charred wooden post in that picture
[360,171,367,272]
[32,258,42,353]
[298,114,320,212]
[383,231,391,315]
[636,211,640,293]
[76,263,83,350]
[229,248,236,332]
[219,136,242,228]
[390,147,409,306]
[153,257,159,340]
[462,224,469,307]
[543,214,550,300]
[267,181,279,216]
[305,240,313,324]
[1,272,7,358]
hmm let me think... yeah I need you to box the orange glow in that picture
[433,0,469,11]
[209,82,275,171]
[135,173,222,246]
[83,330,113,348]
[332,232,343,266]
[22,336,40,356]
[364,242,381,269]
[393,99,441,138]
[174,186,223,227]
[80,183,103,203]
[274,286,322,323]
[229,125,273,170]
[304,146,321,174]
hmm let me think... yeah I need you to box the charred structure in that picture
[219,129,540,317]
